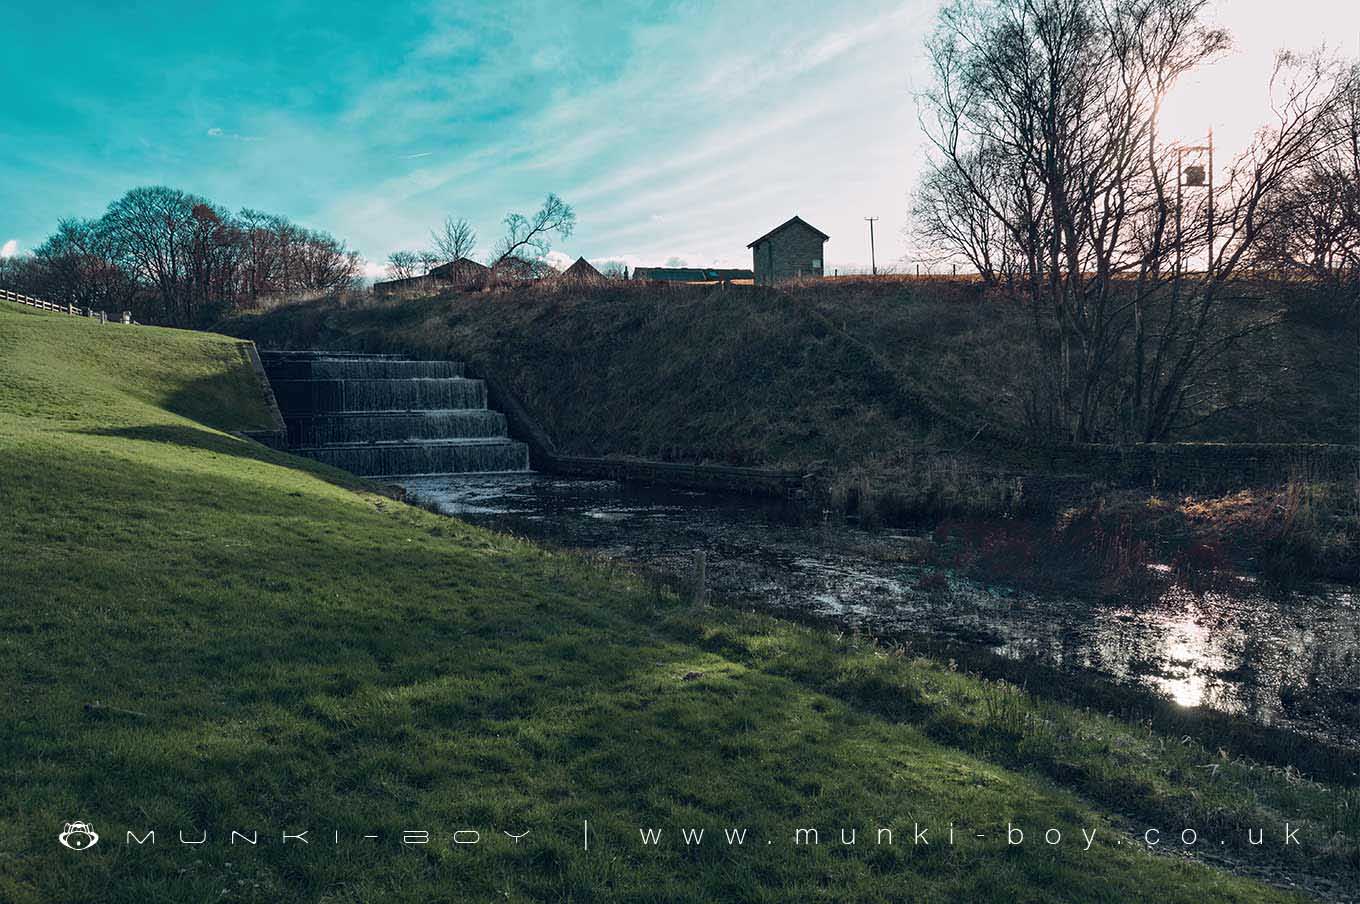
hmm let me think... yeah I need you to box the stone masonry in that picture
[748,216,829,285]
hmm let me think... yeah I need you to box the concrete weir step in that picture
[258,349,529,476]
[264,358,466,380]
[294,438,529,477]
[285,410,510,446]
[268,376,486,414]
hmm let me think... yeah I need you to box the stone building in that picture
[747,216,828,285]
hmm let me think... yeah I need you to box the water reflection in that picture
[400,474,1360,748]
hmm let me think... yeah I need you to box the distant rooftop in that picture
[560,256,606,283]
[746,215,829,248]
[633,267,754,282]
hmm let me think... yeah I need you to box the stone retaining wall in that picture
[473,362,809,498]
[239,342,288,449]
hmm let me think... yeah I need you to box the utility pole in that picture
[1174,130,1213,280]
[864,217,879,276]
[1207,128,1214,278]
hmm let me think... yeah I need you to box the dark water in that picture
[399,474,1360,749]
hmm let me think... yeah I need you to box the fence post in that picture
[689,550,707,609]
[68,303,76,316]
[122,311,132,324]
[99,310,107,324]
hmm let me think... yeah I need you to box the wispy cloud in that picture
[206,126,261,142]
[298,0,935,268]
[4,0,1359,273]
[0,0,938,270]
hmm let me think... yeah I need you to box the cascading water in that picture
[260,351,529,477]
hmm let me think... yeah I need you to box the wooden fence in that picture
[0,288,133,324]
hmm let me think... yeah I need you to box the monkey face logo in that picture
[58,821,99,850]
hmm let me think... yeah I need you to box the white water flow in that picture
[261,351,529,476]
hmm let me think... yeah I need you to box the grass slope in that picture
[1,301,1349,902]
[224,284,947,466]
[219,280,1360,468]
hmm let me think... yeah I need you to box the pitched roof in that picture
[429,257,490,279]
[746,215,830,248]
[561,256,606,283]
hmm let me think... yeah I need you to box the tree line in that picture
[383,193,579,281]
[912,0,1359,444]
[0,186,361,327]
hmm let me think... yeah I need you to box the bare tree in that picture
[30,217,137,312]
[238,209,284,302]
[290,227,361,292]
[915,0,1347,442]
[491,194,576,272]
[430,216,478,264]
[1250,62,1360,286]
[101,186,202,323]
[417,250,440,275]
[385,250,421,281]
[912,147,1022,283]
[10,187,360,324]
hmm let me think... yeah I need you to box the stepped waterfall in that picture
[260,351,529,477]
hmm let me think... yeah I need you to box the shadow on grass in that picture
[7,432,1348,902]
[76,423,372,495]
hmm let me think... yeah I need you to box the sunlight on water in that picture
[1147,611,1215,708]
[400,474,1360,749]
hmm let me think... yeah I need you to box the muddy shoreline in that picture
[399,474,1360,770]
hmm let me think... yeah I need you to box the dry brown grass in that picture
[217,279,1357,587]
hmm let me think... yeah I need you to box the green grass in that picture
[1,301,1351,902]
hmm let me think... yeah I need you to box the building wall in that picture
[752,224,826,285]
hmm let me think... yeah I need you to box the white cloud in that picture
[198,0,930,272]
[544,250,574,271]
[1,239,18,258]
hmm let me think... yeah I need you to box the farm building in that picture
[560,256,607,284]
[747,216,828,285]
[374,256,490,294]
[633,267,753,283]
[429,257,491,283]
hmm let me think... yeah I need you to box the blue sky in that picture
[2,1,1357,274]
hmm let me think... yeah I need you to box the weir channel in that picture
[259,350,529,477]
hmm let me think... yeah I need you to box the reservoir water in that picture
[400,473,1360,752]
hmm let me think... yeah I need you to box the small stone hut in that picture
[747,216,829,285]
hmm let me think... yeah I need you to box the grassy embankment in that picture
[2,301,1356,901]
[220,280,1359,585]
